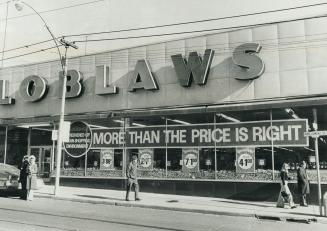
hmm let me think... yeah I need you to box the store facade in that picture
[0,17,327,201]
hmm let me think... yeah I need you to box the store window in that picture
[127,116,166,178]
[55,105,327,183]
[166,113,214,179]
[0,126,6,163]
[62,118,124,177]
[6,127,28,167]
[62,154,86,177]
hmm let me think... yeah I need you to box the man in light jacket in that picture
[126,155,141,201]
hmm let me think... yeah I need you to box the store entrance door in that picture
[29,146,52,178]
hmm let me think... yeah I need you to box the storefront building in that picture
[0,17,327,201]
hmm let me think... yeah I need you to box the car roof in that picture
[0,163,20,176]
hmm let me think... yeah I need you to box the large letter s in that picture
[232,43,265,80]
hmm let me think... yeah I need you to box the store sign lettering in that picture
[232,43,265,80]
[64,121,92,157]
[91,119,308,148]
[127,60,158,92]
[171,49,214,87]
[0,42,264,105]
[19,75,47,102]
[0,80,13,104]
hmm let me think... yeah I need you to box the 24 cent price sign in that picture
[236,147,255,173]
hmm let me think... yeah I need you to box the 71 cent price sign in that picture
[236,147,255,173]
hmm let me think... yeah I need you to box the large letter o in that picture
[19,75,47,102]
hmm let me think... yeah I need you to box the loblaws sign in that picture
[0,43,264,105]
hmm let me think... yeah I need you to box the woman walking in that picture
[276,163,296,209]
[27,155,38,201]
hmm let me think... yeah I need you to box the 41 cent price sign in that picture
[236,147,255,173]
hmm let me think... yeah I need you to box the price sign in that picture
[304,130,327,138]
[100,149,114,170]
[236,147,255,173]
[138,149,154,170]
[182,148,199,172]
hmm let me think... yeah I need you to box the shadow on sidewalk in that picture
[36,192,54,196]
[75,194,125,201]
[283,211,320,217]
[211,199,272,208]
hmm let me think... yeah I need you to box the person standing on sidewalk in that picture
[125,155,141,201]
[27,155,38,201]
[19,155,29,200]
[297,160,310,206]
[276,163,296,209]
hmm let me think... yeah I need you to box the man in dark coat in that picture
[19,155,29,200]
[297,161,310,206]
[125,155,141,201]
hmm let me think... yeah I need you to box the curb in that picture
[35,194,253,218]
[35,194,323,224]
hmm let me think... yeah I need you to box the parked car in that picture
[0,163,21,196]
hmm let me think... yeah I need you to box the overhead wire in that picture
[4,39,327,65]
[0,0,106,21]
[72,13,327,43]
[1,1,9,68]
[1,1,327,54]
[3,10,327,63]
[65,1,327,38]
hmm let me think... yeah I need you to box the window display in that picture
[33,107,327,182]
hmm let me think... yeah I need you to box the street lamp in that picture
[13,0,78,196]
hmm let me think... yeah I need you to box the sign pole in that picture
[314,136,322,216]
[313,108,323,216]
[270,110,275,180]
[54,51,68,196]
[54,39,78,196]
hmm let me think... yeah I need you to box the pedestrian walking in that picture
[19,155,29,200]
[276,162,296,209]
[27,155,38,201]
[125,155,141,201]
[297,160,310,206]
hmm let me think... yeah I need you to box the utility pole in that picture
[54,38,78,196]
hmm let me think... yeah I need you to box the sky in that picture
[1,0,327,67]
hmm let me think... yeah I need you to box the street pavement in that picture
[0,196,327,231]
[33,184,327,224]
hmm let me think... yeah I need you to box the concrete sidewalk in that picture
[34,185,327,224]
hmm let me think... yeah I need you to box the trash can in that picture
[324,192,327,216]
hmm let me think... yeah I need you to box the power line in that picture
[0,0,106,21]
[1,1,9,68]
[1,1,327,54]
[3,13,327,63]
[4,37,327,63]
[3,26,327,56]
[72,14,327,43]
[65,1,327,37]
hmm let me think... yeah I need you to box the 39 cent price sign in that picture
[100,149,114,170]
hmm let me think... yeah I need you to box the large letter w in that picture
[171,49,214,87]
